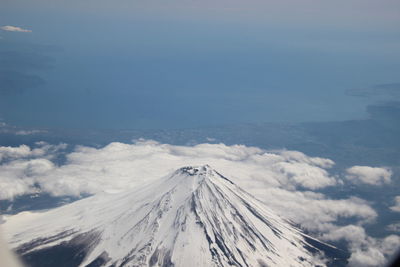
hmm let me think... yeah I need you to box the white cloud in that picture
[345,166,392,185]
[0,143,67,199]
[0,25,31,33]
[390,196,400,212]
[0,142,66,163]
[387,223,400,232]
[254,189,376,233]
[321,225,400,267]
[0,158,55,200]
[31,141,338,196]
[276,150,335,168]
[271,162,336,190]
[0,145,35,162]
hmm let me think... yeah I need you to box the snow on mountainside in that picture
[3,165,333,267]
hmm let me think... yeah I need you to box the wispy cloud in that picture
[390,196,400,212]
[15,130,47,136]
[1,25,32,33]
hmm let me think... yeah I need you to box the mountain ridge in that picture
[3,165,335,267]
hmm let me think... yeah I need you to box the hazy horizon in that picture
[1,0,400,129]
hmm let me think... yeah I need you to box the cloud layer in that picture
[0,141,340,198]
[0,141,397,266]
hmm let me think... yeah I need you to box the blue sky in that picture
[1,0,400,129]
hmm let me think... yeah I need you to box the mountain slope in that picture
[3,165,329,267]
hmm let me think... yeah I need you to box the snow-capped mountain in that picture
[3,165,334,267]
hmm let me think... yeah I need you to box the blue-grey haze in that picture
[1,0,400,129]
